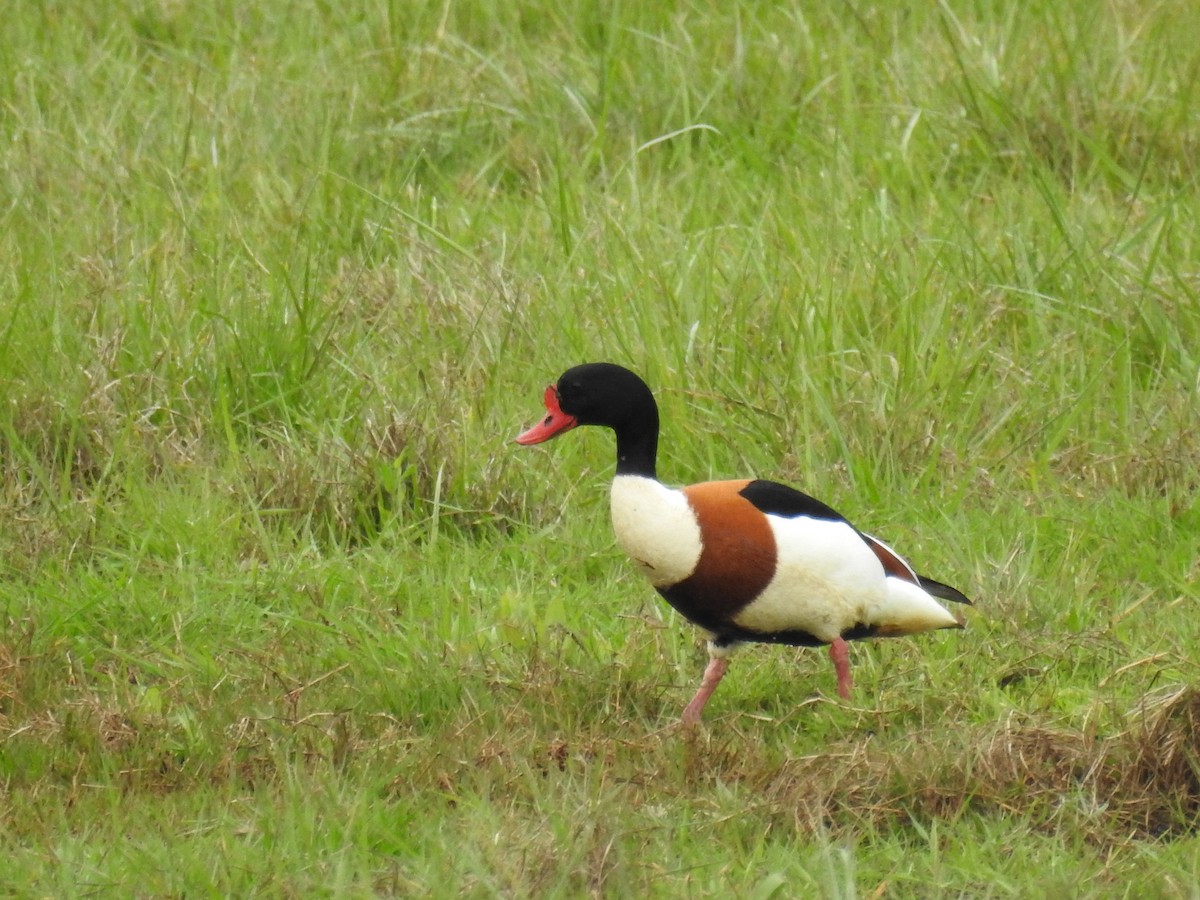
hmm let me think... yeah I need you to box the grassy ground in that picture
[2,0,1199,895]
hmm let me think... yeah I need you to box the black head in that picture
[554,363,657,430]
[515,362,660,477]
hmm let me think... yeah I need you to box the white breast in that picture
[609,475,703,588]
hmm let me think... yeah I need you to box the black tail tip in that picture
[918,575,973,606]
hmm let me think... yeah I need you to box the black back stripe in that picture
[737,479,847,522]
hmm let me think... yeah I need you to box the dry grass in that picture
[589,689,1188,838]
[378,676,1200,855]
[741,685,1200,847]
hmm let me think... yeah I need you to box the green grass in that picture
[2,0,1199,894]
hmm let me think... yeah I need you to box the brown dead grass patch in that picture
[409,684,1200,851]
[770,685,1200,844]
[1115,686,1200,836]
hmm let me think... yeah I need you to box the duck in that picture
[515,362,970,725]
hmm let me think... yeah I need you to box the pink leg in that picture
[829,637,852,700]
[681,657,728,725]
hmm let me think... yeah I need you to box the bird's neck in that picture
[613,418,658,479]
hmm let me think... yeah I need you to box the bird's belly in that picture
[731,568,881,642]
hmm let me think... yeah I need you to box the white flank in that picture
[732,515,959,641]
[610,475,702,587]
[732,515,883,642]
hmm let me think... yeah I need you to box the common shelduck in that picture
[516,363,970,725]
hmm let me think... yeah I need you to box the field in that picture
[2,0,1199,895]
